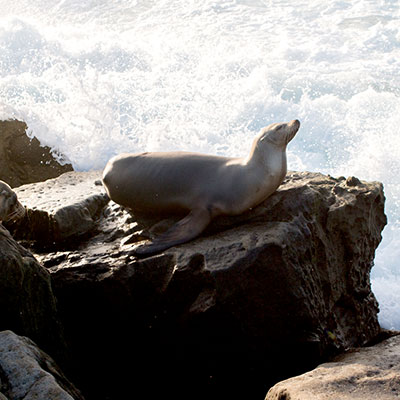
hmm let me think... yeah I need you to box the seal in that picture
[0,180,26,222]
[102,119,300,255]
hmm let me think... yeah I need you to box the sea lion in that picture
[102,119,300,255]
[0,180,26,222]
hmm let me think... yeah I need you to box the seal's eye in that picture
[10,193,17,205]
[276,125,283,131]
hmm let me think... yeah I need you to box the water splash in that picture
[1,0,399,328]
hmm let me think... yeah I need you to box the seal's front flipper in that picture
[134,208,211,256]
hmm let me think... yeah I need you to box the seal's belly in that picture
[103,152,232,213]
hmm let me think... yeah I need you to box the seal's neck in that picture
[246,137,287,175]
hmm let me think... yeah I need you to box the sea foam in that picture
[1,0,399,328]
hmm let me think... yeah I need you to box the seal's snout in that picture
[5,201,25,222]
[286,119,300,144]
[0,181,26,223]
[290,119,300,129]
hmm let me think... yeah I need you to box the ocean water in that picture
[0,0,399,329]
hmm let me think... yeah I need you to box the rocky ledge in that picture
[266,332,400,400]
[3,169,387,400]
[6,171,108,246]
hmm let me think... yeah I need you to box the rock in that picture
[0,224,66,365]
[5,171,109,248]
[0,120,73,188]
[265,332,400,400]
[0,330,84,400]
[26,171,386,399]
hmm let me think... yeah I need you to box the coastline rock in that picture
[266,333,400,400]
[23,171,386,399]
[5,171,109,248]
[0,330,84,400]
[0,120,73,188]
[0,224,66,363]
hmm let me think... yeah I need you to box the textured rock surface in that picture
[22,170,386,399]
[0,224,65,363]
[266,333,400,400]
[0,330,84,400]
[0,120,73,188]
[5,171,108,247]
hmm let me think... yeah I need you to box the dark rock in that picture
[346,175,362,186]
[0,330,84,400]
[0,120,73,188]
[0,224,66,365]
[23,171,386,400]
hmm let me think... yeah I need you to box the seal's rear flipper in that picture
[134,208,211,256]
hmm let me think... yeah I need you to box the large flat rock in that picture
[30,171,386,399]
[5,171,109,246]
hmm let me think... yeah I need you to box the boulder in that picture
[20,171,386,399]
[0,120,73,188]
[265,332,400,400]
[0,330,84,400]
[0,224,66,364]
[5,171,109,248]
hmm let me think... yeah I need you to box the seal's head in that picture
[259,119,300,147]
[0,181,25,222]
